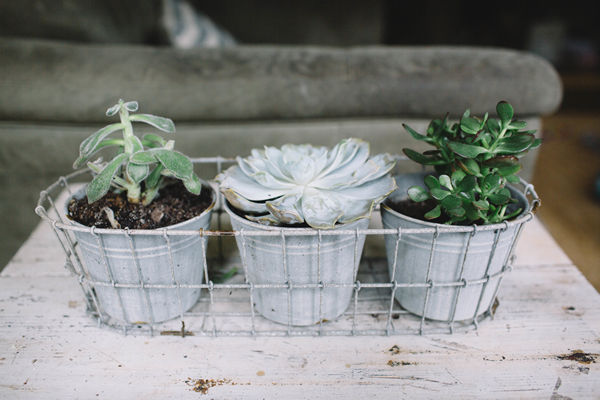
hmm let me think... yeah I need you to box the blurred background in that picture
[1,0,598,289]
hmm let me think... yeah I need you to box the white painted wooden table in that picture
[2,197,600,398]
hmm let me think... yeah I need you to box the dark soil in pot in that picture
[67,180,213,229]
[385,198,449,224]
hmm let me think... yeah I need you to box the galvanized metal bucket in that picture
[64,184,216,324]
[224,201,370,326]
[380,172,530,322]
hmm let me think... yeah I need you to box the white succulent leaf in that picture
[289,156,315,185]
[246,214,285,225]
[216,166,289,200]
[265,186,305,224]
[301,187,344,229]
[261,158,292,182]
[318,138,366,179]
[222,188,268,214]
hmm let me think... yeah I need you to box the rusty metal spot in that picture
[491,298,500,316]
[389,345,400,354]
[557,350,598,364]
[160,321,194,337]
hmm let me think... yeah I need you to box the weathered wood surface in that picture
[1,192,599,398]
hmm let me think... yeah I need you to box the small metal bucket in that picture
[224,201,369,326]
[381,172,530,322]
[65,184,216,324]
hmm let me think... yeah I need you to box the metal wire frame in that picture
[35,157,540,337]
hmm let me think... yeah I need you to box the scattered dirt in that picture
[388,360,415,367]
[557,350,599,364]
[67,180,213,230]
[185,378,232,394]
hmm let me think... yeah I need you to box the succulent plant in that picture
[215,138,397,229]
[74,99,201,205]
[403,101,541,225]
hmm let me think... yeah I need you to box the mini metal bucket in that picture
[64,184,216,324]
[380,172,530,322]
[224,201,370,326]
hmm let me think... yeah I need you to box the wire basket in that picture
[35,156,540,337]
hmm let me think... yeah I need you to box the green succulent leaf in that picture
[153,149,194,181]
[472,200,490,210]
[106,103,121,116]
[460,117,481,135]
[456,158,481,176]
[447,142,490,158]
[86,153,129,203]
[123,101,139,112]
[446,207,465,217]
[402,149,446,165]
[408,186,432,202]
[497,163,522,176]
[403,124,432,142]
[509,120,527,129]
[142,134,167,147]
[441,194,462,210]
[146,164,164,189]
[129,114,176,133]
[506,174,521,183]
[487,193,510,205]
[482,156,519,168]
[126,135,144,154]
[463,202,480,221]
[496,101,514,124]
[498,188,511,197]
[529,138,543,150]
[130,150,158,164]
[439,175,452,190]
[430,188,450,200]
[424,175,440,189]
[127,161,149,184]
[424,205,442,219]
[183,173,202,195]
[451,170,466,187]
[75,123,125,168]
[482,174,502,194]
[487,118,501,135]
[458,174,477,192]
[495,135,535,153]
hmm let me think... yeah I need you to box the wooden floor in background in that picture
[533,112,600,291]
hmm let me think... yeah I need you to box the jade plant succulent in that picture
[403,101,541,225]
[74,99,201,205]
[215,138,397,229]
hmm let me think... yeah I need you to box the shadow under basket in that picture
[381,172,536,322]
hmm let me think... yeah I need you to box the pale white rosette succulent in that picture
[215,138,397,229]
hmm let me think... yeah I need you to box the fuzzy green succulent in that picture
[215,138,397,229]
[404,101,541,225]
[73,99,201,205]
